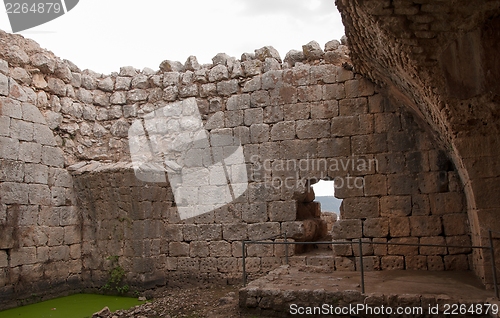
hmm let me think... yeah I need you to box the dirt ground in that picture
[109,268,497,318]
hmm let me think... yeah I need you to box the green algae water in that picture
[0,294,146,318]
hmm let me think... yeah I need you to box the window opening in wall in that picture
[311,180,341,220]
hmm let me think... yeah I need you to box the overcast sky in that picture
[0,0,345,74]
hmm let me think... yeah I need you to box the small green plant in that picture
[102,256,130,295]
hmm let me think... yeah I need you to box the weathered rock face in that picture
[0,27,471,309]
[335,0,500,285]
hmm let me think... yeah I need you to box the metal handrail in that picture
[241,231,499,299]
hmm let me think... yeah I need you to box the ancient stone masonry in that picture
[0,29,471,308]
[335,0,500,285]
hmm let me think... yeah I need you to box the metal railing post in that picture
[489,230,499,299]
[284,231,289,265]
[242,240,247,286]
[358,240,365,294]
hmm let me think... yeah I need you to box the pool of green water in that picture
[0,294,146,318]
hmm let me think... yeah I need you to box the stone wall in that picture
[0,29,472,308]
[334,0,500,285]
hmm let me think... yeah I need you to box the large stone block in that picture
[380,195,412,217]
[247,222,280,240]
[420,236,446,255]
[335,256,355,271]
[409,215,442,236]
[388,237,418,255]
[386,174,417,195]
[341,197,379,219]
[247,240,273,257]
[380,255,404,270]
[363,174,387,196]
[297,85,322,102]
[169,242,189,256]
[0,182,29,204]
[280,139,318,160]
[10,247,37,266]
[263,105,284,124]
[363,218,389,237]
[222,223,248,241]
[405,255,427,270]
[372,238,388,256]
[283,103,310,121]
[242,203,267,223]
[217,257,238,273]
[295,119,330,139]
[446,235,472,255]
[250,124,269,143]
[311,100,338,119]
[0,137,19,160]
[442,213,468,236]
[344,79,375,98]
[270,121,295,141]
[339,97,369,115]
[427,256,444,271]
[389,217,410,237]
[18,141,42,163]
[429,192,464,215]
[443,254,469,270]
[351,133,388,155]
[268,201,296,222]
[332,219,362,239]
[209,241,232,257]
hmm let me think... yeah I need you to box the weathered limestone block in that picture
[427,256,445,271]
[0,250,8,267]
[380,255,404,270]
[209,241,232,257]
[247,241,273,257]
[446,235,472,255]
[218,257,238,273]
[28,184,51,205]
[410,215,442,236]
[341,197,379,219]
[372,238,388,256]
[0,182,29,204]
[227,94,250,111]
[197,224,222,241]
[223,223,248,241]
[10,247,37,266]
[268,201,296,222]
[302,41,324,61]
[444,255,469,270]
[335,256,355,271]
[352,238,374,256]
[430,192,464,215]
[420,236,446,255]
[262,70,283,90]
[363,218,389,237]
[295,119,330,139]
[169,242,189,257]
[242,60,262,77]
[297,85,322,102]
[241,202,268,223]
[339,98,369,117]
[243,108,263,127]
[389,217,410,237]
[388,237,418,255]
[263,106,283,124]
[380,195,412,217]
[311,101,338,120]
[332,242,353,256]
[351,133,388,155]
[225,110,243,128]
[405,255,428,270]
[250,123,269,143]
[217,80,238,96]
[332,219,362,239]
[344,78,375,98]
[247,222,280,240]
